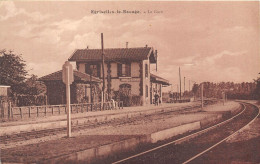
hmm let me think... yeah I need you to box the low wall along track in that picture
[110,102,259,164]
[0,104,203,145]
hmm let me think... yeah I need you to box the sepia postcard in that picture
[0,1,259,163]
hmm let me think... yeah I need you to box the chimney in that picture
[126,42,128,48]
[145,44,148,48]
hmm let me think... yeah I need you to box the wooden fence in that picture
[1,101,123,120]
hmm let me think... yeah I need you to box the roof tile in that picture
[39,70,101,83]
[68,47,155,62]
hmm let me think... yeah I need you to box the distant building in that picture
[69,46,170,106]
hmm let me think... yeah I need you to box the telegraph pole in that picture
[179,67,181,100]
[184,76,185,97]
[177,84,179,100]
[201,83,204,110]
[101,33,105,108]
[222,92,225,106]
[155,50,158,72]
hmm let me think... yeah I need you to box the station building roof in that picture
[150,73,171,86]
[39,70,101,83]
[68,47,157,63]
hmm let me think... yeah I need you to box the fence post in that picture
[10,102,13,118]
[71,105,73,114]
[76,105,79,113]
[120,102,123,109]
[8,102,12,119]
[37,107,39,117]
[20,107,22,118]
[52,106,54,115]
[81,104,83,113]
[28,107,31,118]
[45,106,47,116]
[58,106,60,114]
[87,104,88,112]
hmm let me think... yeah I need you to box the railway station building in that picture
[68,46,170,106]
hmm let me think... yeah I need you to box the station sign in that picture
[62,61,74,85]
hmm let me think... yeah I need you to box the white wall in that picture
[78,63,85,73]
[110,63,117,77]
[131,62,140,77]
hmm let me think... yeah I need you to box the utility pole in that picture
[177,84,179,100]
[179,67,181,100]
[101,33,105,108]
[155,50,158,72]
[222,92,225,106]
[201,83,204,110]
[90,71,93,103]
[184,76,185,97]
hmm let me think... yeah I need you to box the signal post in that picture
[62,61,74,137]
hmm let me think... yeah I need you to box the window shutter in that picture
[85,64,90,75]
[129,62,131,77]
[126,62,131,77]
[117,63,122,77]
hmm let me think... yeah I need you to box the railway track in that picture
[0,104,204,144]
[109,102,259,164]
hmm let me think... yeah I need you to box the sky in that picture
[0,1,259,92]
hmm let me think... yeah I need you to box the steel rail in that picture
[112,103,247,164]
[182,102,260,164]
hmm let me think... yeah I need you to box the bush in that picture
[16,95,46,106]
[130,95,143,106]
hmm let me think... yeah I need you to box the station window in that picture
[118,62,131,77]
[85,64,100,77]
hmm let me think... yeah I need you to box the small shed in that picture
[0,85,11,118]
[39,70,102,105]
[0,85,11,97]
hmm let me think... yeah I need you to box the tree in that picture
[253,74,260,101]
[0,50,28,95]
[24,74,46,95]
[192,83,199,96]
